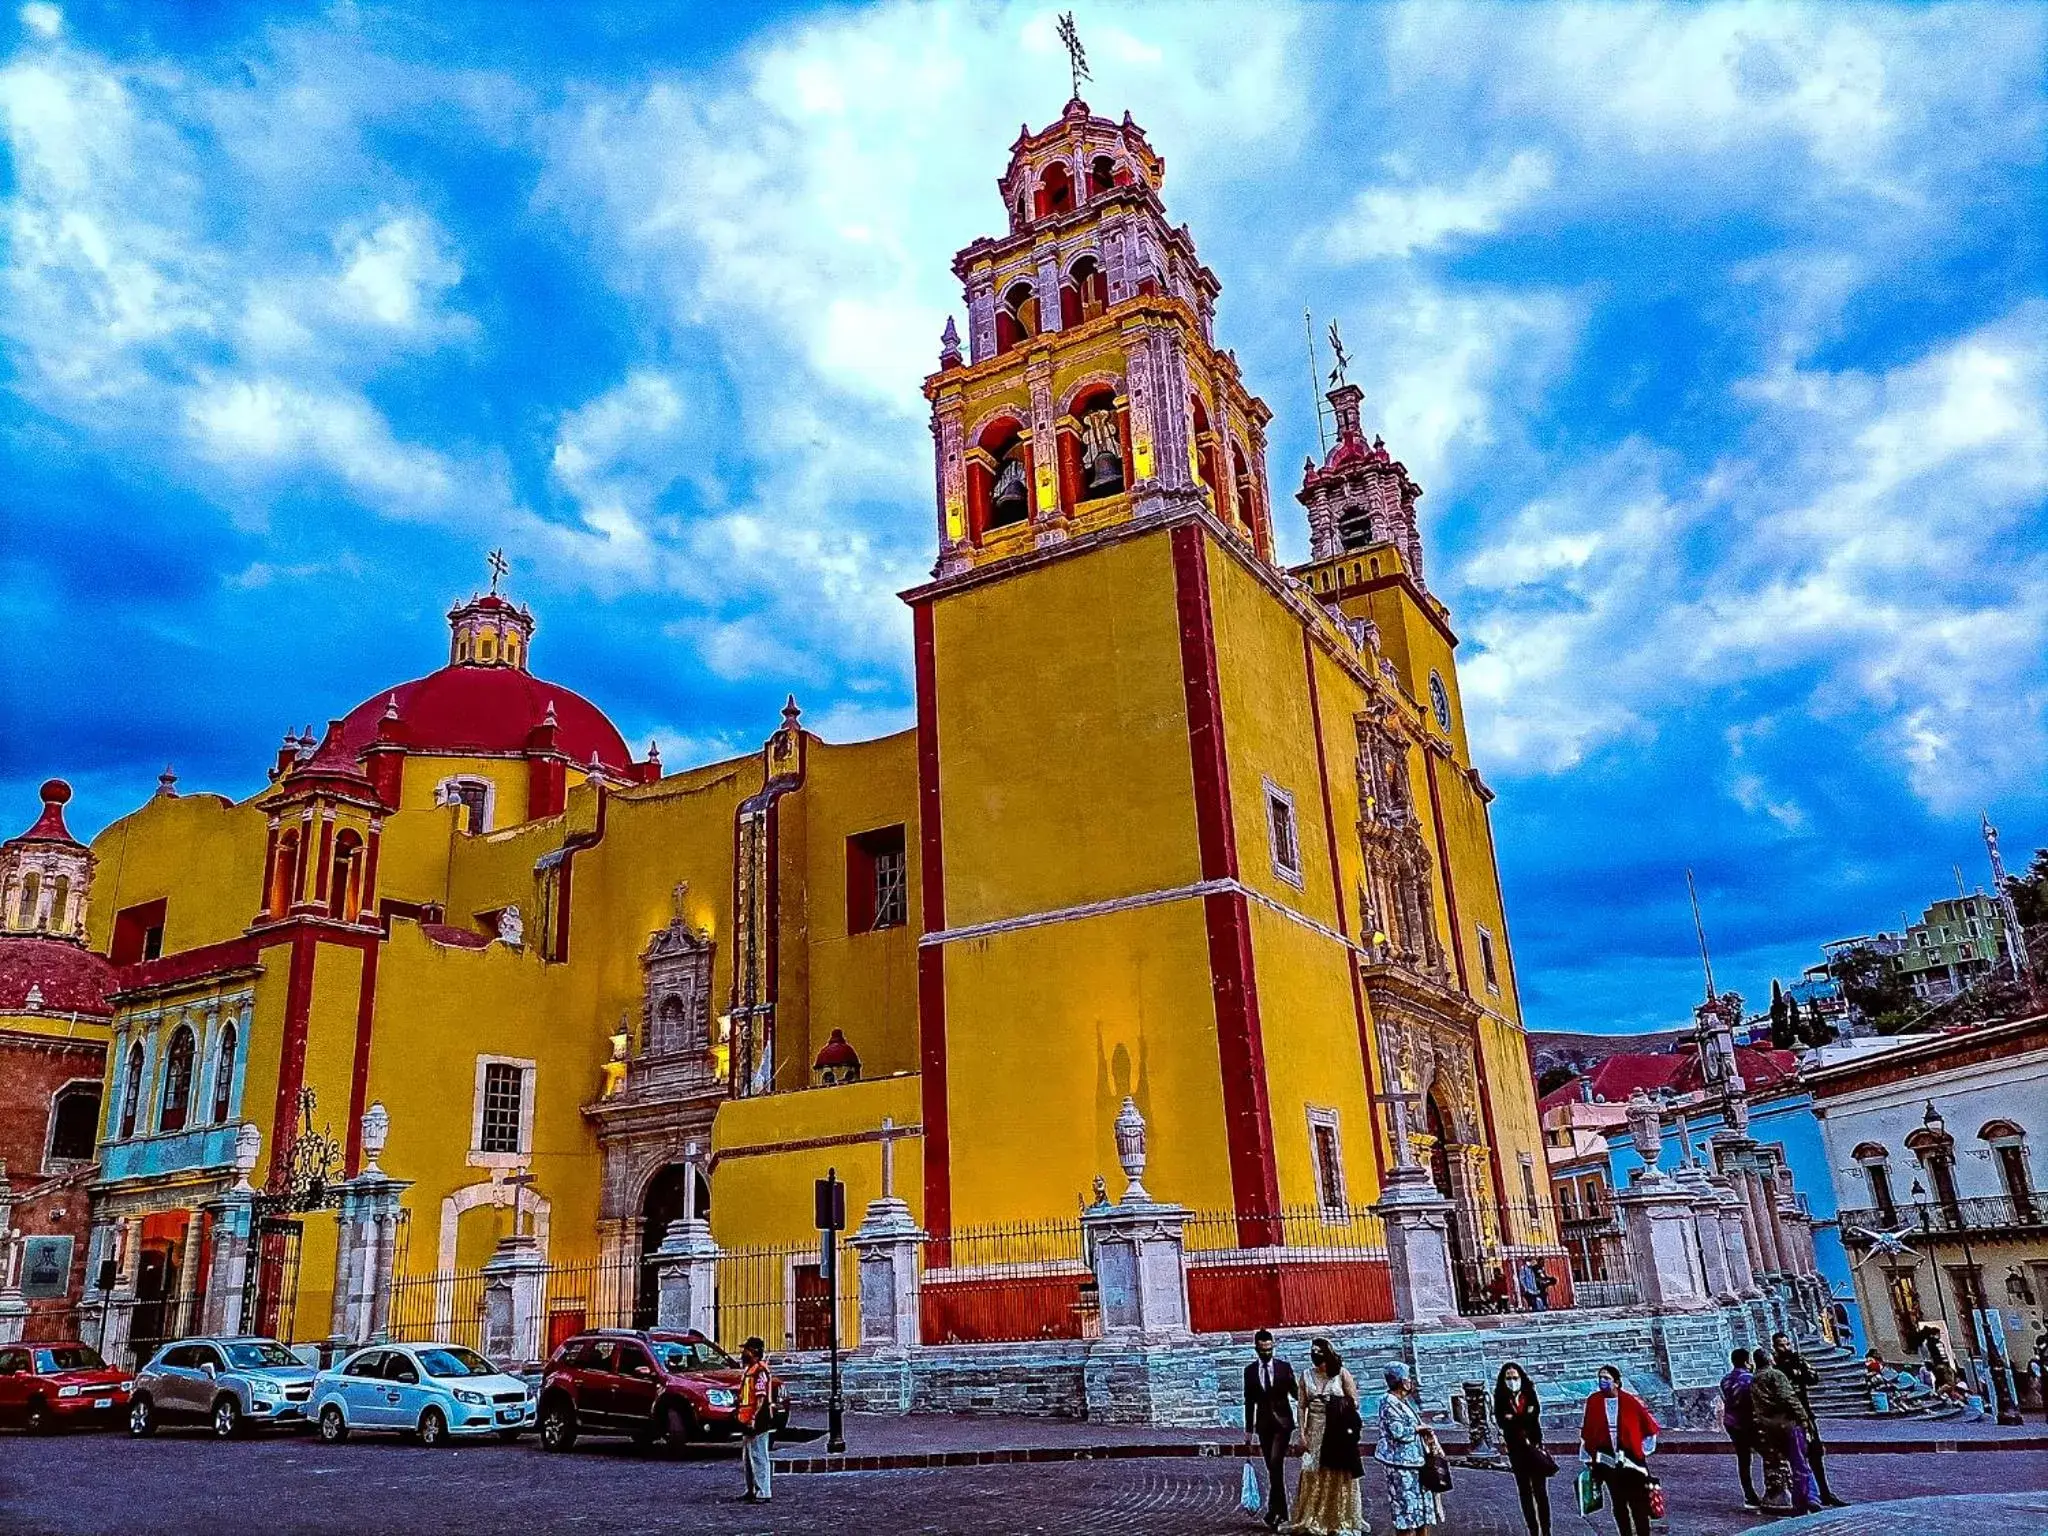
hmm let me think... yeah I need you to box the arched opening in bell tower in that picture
[634,1161,711,1328]
[996,281,1039,356]
[1036,161,1074,217]
[972,418,1031,535]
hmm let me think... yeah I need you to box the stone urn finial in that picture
[360,1101,390,1176]
[1626,1088,1663,1174]
[1114,1096,1151,1203]
[233,1123,263,1193]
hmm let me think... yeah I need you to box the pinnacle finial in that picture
[781,693,801,731]
[940,315,962,367]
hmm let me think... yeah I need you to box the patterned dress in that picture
[1290,1369,1369,1534]
[1376,1389,1442,1531]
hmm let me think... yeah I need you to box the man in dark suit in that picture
[1243,1329,1297,1530]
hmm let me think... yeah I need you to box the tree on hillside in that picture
[1793,995,1836,1046]
[1826,944,1918,1034]
[1768,979,1795,1050]
[2006,846,2048,929]
[1535,1063,1579,1098]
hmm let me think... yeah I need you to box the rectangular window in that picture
[1478,926,1501,993]
[111,899,168,966]
[1519,1153,1540,1213]
[476,1061,530,1156]
[1265,781,1302,886]
[846,826,909,933]
[1308,1109,1346,1212]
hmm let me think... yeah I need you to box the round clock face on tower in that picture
[1429,672,1453,733]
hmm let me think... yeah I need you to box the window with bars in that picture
[847,826,909,933]
[478,1062,526,1154]
[1265,781,1302,886]
[1308,1110,1346,1211]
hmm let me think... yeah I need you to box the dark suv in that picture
[534,1330,788,1452]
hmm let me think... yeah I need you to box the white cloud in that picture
[338,214,464,329]
[1320,150,1552,261]
[18,3,60,40]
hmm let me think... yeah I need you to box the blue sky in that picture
[2,1,2043,1033]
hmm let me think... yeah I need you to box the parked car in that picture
[128,1336,317,1437]
[0,1342,131,1432]
[312,1343,534,1446]
[535,1329,788,1453]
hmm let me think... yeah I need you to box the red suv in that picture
[0,1341,131,1432]
[535,1330,788,1452]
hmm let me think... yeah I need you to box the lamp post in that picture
[1915,1104,2023,1426]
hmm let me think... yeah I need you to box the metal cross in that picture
[486,548,509,593]
[1373,1086,1424,1170]
[1055,11,1091,100]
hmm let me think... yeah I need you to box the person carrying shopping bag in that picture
[1578,1365,1660,1536]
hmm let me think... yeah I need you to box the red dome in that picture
[0,935,114,1016]
[336,665,633,771]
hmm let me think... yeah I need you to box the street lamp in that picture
[1916,1101,2023,1426]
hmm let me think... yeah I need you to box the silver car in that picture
[128,1336,317,1438]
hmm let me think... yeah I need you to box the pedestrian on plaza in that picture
[1492,1361,1553,1536]
[1577,1365,1660,1536]
[1518,1258,1551,1312]
[1720,1347,1761,1510]
[1750,1349,1815,1516]
[1376,1362,1442,1536]
[737,1336,775,1505]
[1242,1329,1299,1531]
[1773,1332,1846,1507]
[1291,1338,1368,1534]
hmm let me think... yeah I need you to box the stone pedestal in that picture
[481,1233,548,1369]
[331,1173,411,1345]
[1675,1165,1736,1302]
[847,1197,925,1352]
[0,1170,24,1345]
[1712,1178,1761,1298]
[652,1216,721,1339]
[1373,1165,1460,1323]
[1081,1198,1191,1340]
[200,1194,255,1337]
[1618,1171,1709,1311]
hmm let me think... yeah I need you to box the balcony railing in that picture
[1839,1193,2045,1240]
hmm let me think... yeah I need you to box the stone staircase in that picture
[1798,1342,1959,1420]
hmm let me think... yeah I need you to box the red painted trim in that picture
[1302,629,1388,1187]
[551,789,609,963]
[913,600,952,1249]
[1311,570,1459,649]
[1172,523,1280,1240]
[268,932,318,1189]
[343,940,381,1175]
[359,827,382,919]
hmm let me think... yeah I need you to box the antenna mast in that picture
[1686,868,1717,1001]
[1304,309,1333,455]
[1984,812,2033,984]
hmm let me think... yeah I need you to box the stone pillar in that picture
[481,1233,548,1370]
[169,1209,206,1338]
[1372,1164,1461,1323]
[847,1196,925,1352]
[652,1217,721,1339]
[201,1124,264,1337]
[1713,1178,1761,1298]
[1081,1098,1192,1340]
[331,1103,409,1345]
[0,1166,24,1345]
[1617,1163,1710,1313]
[1676,1164,1735,1302]
[93,1216,143,1367]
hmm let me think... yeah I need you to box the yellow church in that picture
[70,96,1559,1356]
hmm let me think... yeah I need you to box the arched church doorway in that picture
[1425,1091,1481,1314]
[633,1162,710,1328]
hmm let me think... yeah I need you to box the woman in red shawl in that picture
[1578,1365,1660,1536]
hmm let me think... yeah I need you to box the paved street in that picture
[4,1426,2047,1536]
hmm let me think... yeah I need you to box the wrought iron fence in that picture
[918,1217,1093,1344]
[1182,1203,1390,1332]
[710,1236,857,1355]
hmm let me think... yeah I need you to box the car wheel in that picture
[24,1397,50,1434]
[128,1395,156,1437]
[212,1395,244,1439]
[318,1405,349,1444]
[417,1407,447,1447]
[537,1399,577,1453]
[663,1400,695,1448]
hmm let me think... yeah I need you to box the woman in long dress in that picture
[1375,1362,1441,1535]
[1290,1337,1368,1534]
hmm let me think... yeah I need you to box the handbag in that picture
[1239,1462,1263,1514]
[1420,1449,1453,1493]
[1533,1446,1561,1479]
[1577,1466,1603,1515]
[1647,1476,1666,1520]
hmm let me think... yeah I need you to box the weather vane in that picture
[487,547,509,594]
[1326,320,1351,387]
[1056,11,1091,102]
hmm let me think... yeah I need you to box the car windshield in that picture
[224,1341,302,1370]
[659,1339,737,1372]
[35,1346,105,1372]
[418,1347,497,1379]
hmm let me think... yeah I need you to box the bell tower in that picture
[924,96,1275,577]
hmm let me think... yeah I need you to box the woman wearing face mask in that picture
[1291,1337,1367,1534]
[1493,1362,1552,1536]
[1579,1365,1660,1536]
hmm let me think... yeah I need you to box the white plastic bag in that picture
[1241,1461,1263,1514]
